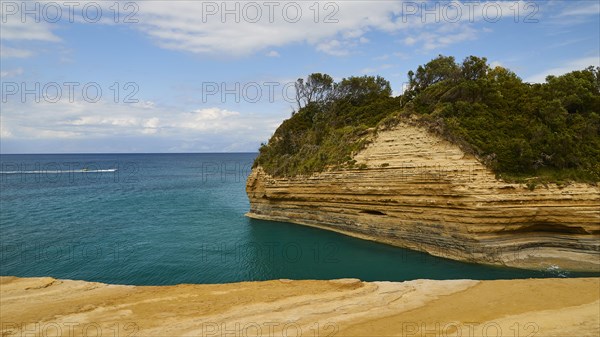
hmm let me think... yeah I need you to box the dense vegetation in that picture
[254,56,600,183]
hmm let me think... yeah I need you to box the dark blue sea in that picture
[0,153,596,285]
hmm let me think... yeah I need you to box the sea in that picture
[1,153,597,285]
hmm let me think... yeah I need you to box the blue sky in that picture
[1,0,599,153]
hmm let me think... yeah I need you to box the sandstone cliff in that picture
[246,123,600,271]
[2,276,599,337]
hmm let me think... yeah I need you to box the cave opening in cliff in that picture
[503,223,590,235]
[359,210,387,216]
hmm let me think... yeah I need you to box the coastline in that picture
[2,276,599,337]
[246,123,600,271]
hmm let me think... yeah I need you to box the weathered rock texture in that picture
[247,123,600,271]
[1,276,599,337]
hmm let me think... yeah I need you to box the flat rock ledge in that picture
[1,276,599,337]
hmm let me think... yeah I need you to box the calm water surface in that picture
[1,153,597,285]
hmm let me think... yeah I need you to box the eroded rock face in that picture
[2,276,599,337]
[247,123,600,271]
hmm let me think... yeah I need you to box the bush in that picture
[253,58,600,183]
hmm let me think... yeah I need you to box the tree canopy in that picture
[255,56,600,183]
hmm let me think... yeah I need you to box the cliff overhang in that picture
[246,123,600,271]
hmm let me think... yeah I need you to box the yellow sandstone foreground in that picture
[1,276,599,337]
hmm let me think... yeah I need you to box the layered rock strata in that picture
[247,123,600,271]
[1,276,599,337]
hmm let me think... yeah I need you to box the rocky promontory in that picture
[247,122,600,271]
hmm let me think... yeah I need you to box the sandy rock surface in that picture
[1,276,599,337]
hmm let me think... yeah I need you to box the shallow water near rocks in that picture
[1,153,597,285]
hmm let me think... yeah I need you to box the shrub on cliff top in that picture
[254,56,600,182]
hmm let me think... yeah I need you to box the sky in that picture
[1,0,599,154]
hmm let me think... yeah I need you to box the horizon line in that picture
[0,152,259,156]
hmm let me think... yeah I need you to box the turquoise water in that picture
[0,153,596,285]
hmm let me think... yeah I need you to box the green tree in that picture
[255,56,600,182]
[408,55,460,92]
[333,75,392,105]
[294,73,335,110]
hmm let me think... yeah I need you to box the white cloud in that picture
[1,0,551,62]
[0,0,530,60]
[32,129,82,138]
[142,116,160,134]
[130,0,507,56]
[0,124,12,138]
[404,36,417,46]
[0,67,24,78]
[361,64,394,74]
[0,94,284,151]
[197,108,239,119]
[143,117,160,129]
[0,2,61,62]
[392,1,538,51]
[132,100,156,109]
[316,39,349,56]
[417,25,479,51]
[555,3,600,17]
[45,105,245,135]
[0,6,61,42]
[525,56,600,83]
[0,46,33,58]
